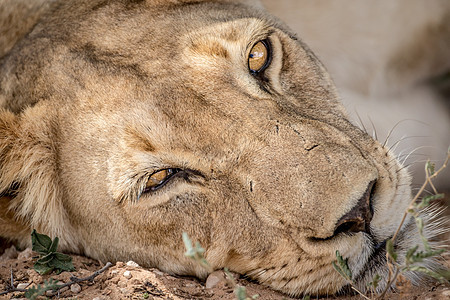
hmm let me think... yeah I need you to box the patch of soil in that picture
[0,247,449,300]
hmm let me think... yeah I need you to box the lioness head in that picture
[0,0,442,296]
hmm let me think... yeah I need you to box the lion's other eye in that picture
[248,40,270,73]
[144,169,177,192]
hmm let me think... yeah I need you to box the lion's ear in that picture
[0,107,74,249]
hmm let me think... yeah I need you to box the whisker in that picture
[389,153,427,166]
[354,110,368,134]
[393,159,432,173]
[367,116,378,141]
[396,183,411,187]
[388,135,430,153]
[382,119,430,148]
[396,153,427,160]
[389,134,407,153]
[416,188,434,197]
[399,146,435,166]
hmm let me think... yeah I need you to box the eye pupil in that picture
[248,40,270,73]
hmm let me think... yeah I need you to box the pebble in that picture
[205,270,226,289]
[117,280,127,288]
[26,269,42,284]
[17,248,33,260]
[442,289,450,297]
[111,269,119,275]
[53,271,72,283]
[45,285,67,297]
[123,270,132,279]
[16,282,31,289]
[70,283,81,293]
[15,272,28,281]
[78,268,91,278]
[56,282,68,293]
[126,260,139,268]
[116,262,125,267]
[120,287,130,294]
[110,277,120,284]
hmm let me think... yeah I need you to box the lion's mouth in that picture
[352,235,390,285]
[353,219,416,288]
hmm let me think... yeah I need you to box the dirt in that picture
[0,246,449,300]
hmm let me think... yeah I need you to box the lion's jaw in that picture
[0,0,440,297]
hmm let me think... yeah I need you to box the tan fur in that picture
[0,0,442,296]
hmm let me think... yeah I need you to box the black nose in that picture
[333,180,375,235]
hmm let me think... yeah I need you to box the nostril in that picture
[334,218,366,235]
[333,180,376,236]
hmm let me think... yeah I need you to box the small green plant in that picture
[234,284,259,300]
[367,274,381,290]
[23,278,59,300]
[332,250,370,300]
[182,232,259,300]
[223,268,259,300]
[332,250,352,282]
[31,229,75,275]
[1,233,112,299]
[182,232,211,272]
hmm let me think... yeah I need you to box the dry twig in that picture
[0,262,113,297]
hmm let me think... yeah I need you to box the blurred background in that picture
[261,0,450,192]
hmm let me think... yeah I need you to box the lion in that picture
[0,0,444,296]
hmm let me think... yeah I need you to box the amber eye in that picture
[248,40,270,73]
[144,169,178,192]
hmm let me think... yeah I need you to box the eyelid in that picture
[137,168,205,202]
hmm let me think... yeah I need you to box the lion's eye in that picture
[248,40,270,73]
[144,169,178,192]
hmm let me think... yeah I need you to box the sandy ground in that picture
[0,246,449,300]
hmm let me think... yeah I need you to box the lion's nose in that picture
[333,180,375,235]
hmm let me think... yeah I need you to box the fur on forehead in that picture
[182,18,271,62]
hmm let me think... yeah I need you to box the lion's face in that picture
[0,0,430,296]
